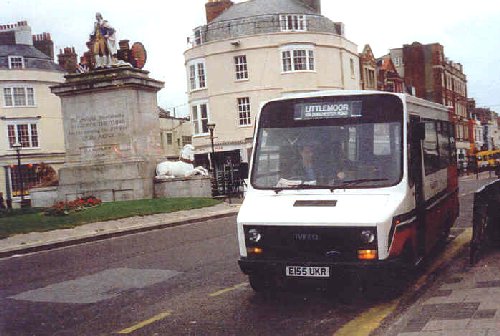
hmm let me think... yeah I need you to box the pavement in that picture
[0,201,241,258]
[375,171,500,336]
[377,244,500,336]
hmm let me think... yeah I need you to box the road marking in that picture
[117,310,173,334]
[335,300,399,336]
[9,268,180,304]
[334,228,472,336]
[209,282,248,297]
[413,228,472,292]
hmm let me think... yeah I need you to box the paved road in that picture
[0,175,495,336]
[1,215,365,336]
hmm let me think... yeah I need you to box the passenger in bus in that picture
[326,141,348,183]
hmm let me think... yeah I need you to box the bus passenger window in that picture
[423,120,440,175]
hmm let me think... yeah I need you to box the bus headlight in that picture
[360,230,375,244]
[248,228,262,243]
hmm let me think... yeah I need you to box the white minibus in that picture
[237,90,459,291]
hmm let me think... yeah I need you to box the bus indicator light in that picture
[358,249,377,260]
[247,247,263,255]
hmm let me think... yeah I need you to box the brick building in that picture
[390,42,469,166]
[376,54,404,93]
[359,44,377,90]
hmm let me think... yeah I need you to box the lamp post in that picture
[207,122,217,195]
[11,142,28,208]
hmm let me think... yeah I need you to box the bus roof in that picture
[261,90,449,118]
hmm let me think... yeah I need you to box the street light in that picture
[11,142,29,208]
[206,122,217,195]
[207,122,216,170]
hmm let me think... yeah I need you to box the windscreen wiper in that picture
[330,178,389,191]
[273,183,333,194]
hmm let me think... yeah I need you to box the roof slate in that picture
[0,44,62,71]
[0,44,50,59]
[212,0,318,22]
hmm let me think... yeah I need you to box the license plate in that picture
[285,266,330,278]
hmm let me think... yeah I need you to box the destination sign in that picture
[294,101,362,120]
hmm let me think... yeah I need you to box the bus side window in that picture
[437,121,451,169]
[423,120,440,175]
[408,118,424,187]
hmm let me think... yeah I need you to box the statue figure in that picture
[91,12,117,68]
[156,145,209,180]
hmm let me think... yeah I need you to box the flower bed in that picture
[44,196,102,216]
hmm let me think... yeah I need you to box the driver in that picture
[280,140,322,184]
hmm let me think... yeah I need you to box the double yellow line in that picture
[117,229,471,335]
[117,310,173,334]
[117,282,248,334]
[334,228,472,336]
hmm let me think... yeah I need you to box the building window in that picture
[365,69,375,88]
[166,133,173,145]
[191,102,209,135]
[182,136,192,146]
[8,56,24,69]
[237,97,251,126]
[193,27,204,46]
[3,86,35,107]
[280,15,307,31]
[350,58,355,78]
[234,55,248,80]
[393,57,402,67]
[281,46,315,72]
[7,122,39,148]
[10,164,42,197]
[188,59,206,91]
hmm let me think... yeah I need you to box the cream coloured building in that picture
[158,107,192,160]
[184,0,360,169]
[0,21,65,206]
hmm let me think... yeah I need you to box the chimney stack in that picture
[32,32,54,60]
[300,0,321,14]
[57,47,78,73]
[205,0,233,23]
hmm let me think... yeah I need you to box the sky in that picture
[1,0,500,117]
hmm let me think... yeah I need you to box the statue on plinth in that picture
[77,12,148,72]
[91,12,117,69]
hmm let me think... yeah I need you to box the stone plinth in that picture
[51,67,164,202]
[30,186,58,208]
[154,176,212,198]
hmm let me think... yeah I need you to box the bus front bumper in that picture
[238,256,411,278]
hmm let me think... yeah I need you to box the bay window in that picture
[188,59,206,91]
[3,86,35,107]
[191,101,209,135]
[281,45,315,72]
[280,15,307,31]
[7,121,39,148]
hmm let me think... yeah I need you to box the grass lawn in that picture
[0,197,221,239]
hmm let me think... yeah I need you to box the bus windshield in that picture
[251,94,404,190]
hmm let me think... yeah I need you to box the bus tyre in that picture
[249,274,274,292]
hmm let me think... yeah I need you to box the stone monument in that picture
[51,14,164,202]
